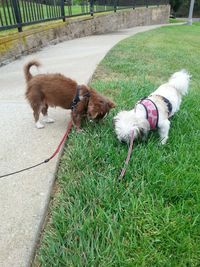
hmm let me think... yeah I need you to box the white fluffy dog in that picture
[114,70,191,144]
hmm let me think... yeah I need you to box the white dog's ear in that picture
[131,120,150,141]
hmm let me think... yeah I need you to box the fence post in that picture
[11,0,22,32]
[61,0,66,22]
[90,0,94,16]
[132,0,135,9]
[114,0,117,12]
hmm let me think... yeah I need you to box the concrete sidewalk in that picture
[0,24,165,267]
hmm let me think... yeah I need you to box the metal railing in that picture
[0,0,169,32]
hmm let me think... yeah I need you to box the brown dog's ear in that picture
[87,102,98,119]
[108,100,116,109]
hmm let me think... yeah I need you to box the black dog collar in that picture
[70,85,90,110]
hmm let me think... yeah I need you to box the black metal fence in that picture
[0,0,168,32]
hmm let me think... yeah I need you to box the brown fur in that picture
[24,60,115,130]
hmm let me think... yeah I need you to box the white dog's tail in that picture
[168,69,191,96]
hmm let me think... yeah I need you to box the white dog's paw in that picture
[161,137,168,145]
[43,116,55,123]
[36,121,45,129]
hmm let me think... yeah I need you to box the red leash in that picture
[46,120,73,162]
[0,120,73,179]
[1,120,134,180]
[118,130,134,181]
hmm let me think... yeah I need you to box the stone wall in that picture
[0,5,170,66]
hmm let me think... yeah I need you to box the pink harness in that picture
[139,98,159,129]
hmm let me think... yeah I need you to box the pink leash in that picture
[118,130,134,181]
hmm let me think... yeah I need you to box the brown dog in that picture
[24,60,115,130]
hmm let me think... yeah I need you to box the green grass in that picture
[169,18,186,23]
[35,23,200,266]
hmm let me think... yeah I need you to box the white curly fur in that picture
[114,70,191,144]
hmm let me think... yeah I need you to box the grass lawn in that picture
[35,23,200,266]
[169,18,187,23]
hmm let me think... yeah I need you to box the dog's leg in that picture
[158,119,170,145]
[41,104,55,123]
[32,104,45,129]
[71,111,82,131]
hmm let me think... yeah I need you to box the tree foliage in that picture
[170,0,183,13]
[170,0,200,17]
